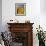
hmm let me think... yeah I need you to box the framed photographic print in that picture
[15,3,26,16]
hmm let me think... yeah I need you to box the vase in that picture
[39,40,45,46]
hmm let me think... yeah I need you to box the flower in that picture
[36,25,45,41]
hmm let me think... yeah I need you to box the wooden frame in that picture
[15,3,26,16]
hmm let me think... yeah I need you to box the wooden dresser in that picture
[7,23,34,46]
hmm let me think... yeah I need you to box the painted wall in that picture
[2,0,46,46]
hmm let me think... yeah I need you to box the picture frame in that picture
[15,3,26,16]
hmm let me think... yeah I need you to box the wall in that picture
[0,0,2,32]
[2,0,46,46]
[2,0,40,30]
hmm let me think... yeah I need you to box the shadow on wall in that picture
[0,0,2,32]
[40,0,46,14]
